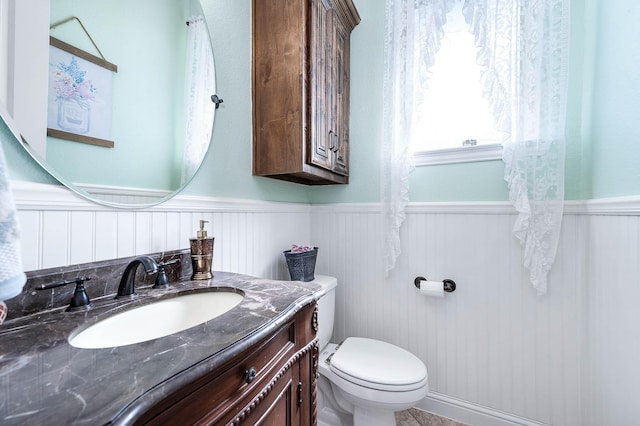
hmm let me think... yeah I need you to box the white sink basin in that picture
[69,290,244,349]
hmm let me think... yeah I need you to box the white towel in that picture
[0,141,25,302]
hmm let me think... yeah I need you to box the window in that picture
[411,1,502,165]
[382,0,570,290]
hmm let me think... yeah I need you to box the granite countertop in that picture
[0,271,320,425]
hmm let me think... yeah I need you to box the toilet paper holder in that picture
[414,276,456,293]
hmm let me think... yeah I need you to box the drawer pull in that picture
[243,367,257,384]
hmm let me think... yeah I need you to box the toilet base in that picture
[317,397,398,426]
[353,406,396,426]
[318,405,353,426]
[318,374,353,426]
[318,363,413,426]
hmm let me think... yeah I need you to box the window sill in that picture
[413,144,503,166]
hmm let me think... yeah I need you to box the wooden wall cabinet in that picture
[137,302,318,425]
[252,0,360,185]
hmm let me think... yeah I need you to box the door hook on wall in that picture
[211,94,224,109]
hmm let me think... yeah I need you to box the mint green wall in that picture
[589,0,640,198]
[3,0,638,204]
[183,0,310,202]
[1,0,310,203]
[311,0,594,203]
[47,0,187,191]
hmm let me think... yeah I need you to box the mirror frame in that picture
[2,105,204,209]
[1,0,217,209]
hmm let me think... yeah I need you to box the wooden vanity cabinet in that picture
[137,302,318,425]
[252,0,360,185]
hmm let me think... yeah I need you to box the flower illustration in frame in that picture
[47,37,117,148]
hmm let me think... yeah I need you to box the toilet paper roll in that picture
[419,280,444,297]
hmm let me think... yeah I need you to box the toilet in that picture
[312,275,429,426]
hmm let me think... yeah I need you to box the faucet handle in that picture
[158,259,180,267]
[153,259,180,289]
[36,276,92,312]
[36,276,87,290]
[68,277,93,312]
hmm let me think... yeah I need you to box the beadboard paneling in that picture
[14,182,311,280]
[584,215,640,426]
[311,207,584,426]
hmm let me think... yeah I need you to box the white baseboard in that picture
[415,393,550,426]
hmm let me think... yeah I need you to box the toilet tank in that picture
[310,275,337,349]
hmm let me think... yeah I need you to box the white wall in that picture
[12,182,640,425]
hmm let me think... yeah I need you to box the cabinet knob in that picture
[243,367,257,384]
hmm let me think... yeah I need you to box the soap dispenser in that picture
[190,220,214,280]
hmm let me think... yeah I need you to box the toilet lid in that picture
[329,337,428,391]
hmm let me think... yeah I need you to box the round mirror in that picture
[5,0,217,208]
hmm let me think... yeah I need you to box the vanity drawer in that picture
[143,317,297,424]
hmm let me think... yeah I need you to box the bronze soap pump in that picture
[190,220,214,280]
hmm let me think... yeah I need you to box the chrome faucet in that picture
[116,256,159,298]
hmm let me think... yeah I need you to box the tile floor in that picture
[395,408,469,426]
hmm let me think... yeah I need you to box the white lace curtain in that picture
[181,16,216,184]
[382,0,570,294]
[381,0,455,276]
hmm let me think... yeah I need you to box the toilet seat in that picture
[329,337,428,392]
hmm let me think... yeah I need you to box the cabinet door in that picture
[239,365,300,426]
[309,0,350,177]
[309,0,332,171]
[332,11,351,176]
[238,349,319,426]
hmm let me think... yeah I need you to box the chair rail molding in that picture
[10,181,311,214]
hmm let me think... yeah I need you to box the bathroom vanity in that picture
[0,251,320,425]
[135,301,318,425]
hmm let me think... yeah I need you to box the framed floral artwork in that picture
[46,37,117,148]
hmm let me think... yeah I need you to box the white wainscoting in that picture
[12,181,640,426]
[311,199,640,426]
[584,214,640,426]
[12,181,311,281]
